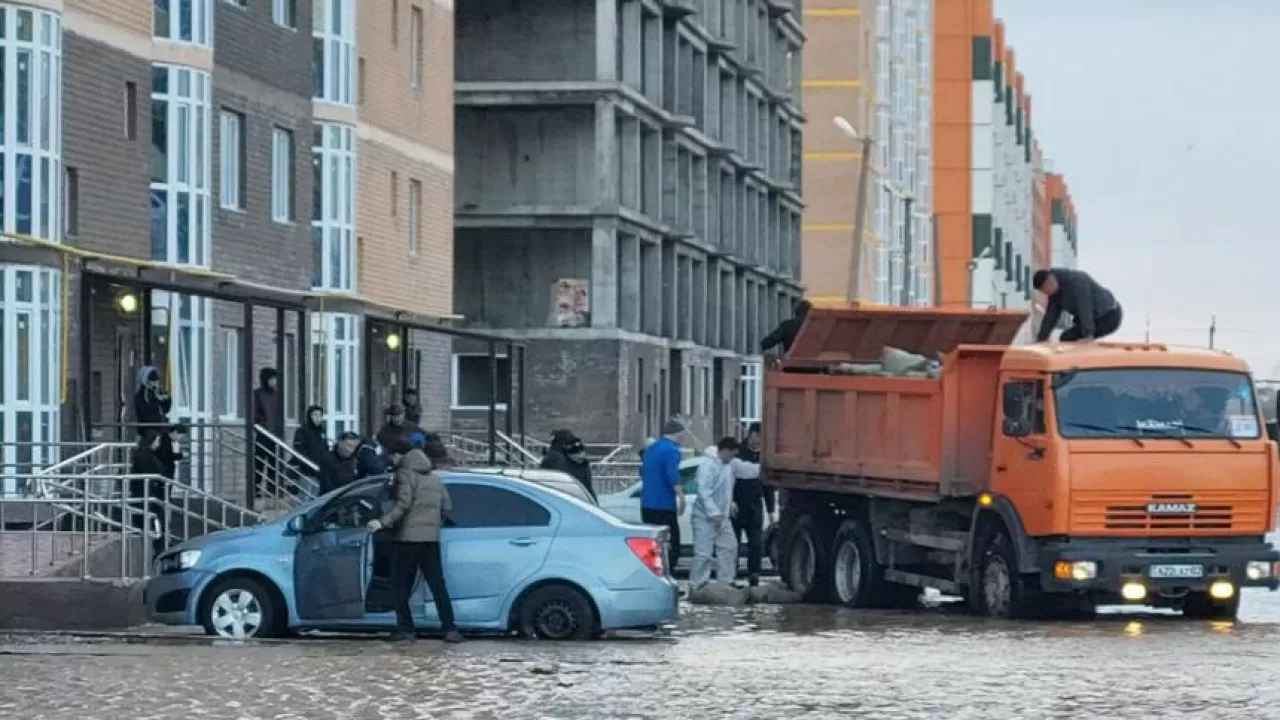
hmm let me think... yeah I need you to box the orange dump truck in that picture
[764,306,1280,619]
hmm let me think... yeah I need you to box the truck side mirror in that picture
[1003,416,1030,438]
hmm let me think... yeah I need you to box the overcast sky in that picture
[995,0,1280,379]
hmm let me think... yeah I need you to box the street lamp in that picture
[833,116,875,303]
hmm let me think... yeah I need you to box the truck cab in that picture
[764,305,1279,619]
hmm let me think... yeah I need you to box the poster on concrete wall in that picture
[551,279,590,328]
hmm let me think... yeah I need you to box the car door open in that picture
[293,488,382,623]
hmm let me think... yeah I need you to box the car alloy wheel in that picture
[210,588,265,639]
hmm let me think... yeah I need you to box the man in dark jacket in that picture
[402,388,423,425]
[292,405,331,470]
[732,423,771,587]
[155,423,187,481]
[324,432,386,494]
[133,365,172,434]
[1033,268,1123,343]
[540,429,595,500]
[252,367,284,497]
[376,404,420,458]
[761,300,812,356]
[130,430,169,557]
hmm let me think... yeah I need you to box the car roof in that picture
[454,466,596,504]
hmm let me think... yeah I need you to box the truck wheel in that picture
[977,531,1039,619]
[1182,591,1241,620]
[829,519,879,607]
[783,514,830,603]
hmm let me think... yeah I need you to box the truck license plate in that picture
[1149,564,1204,579]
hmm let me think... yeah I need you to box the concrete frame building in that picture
[801,0,932,306]
[0,0,455,490]
[934,0,1078,340]
[454,0,805,444]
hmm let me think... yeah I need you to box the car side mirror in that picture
[285,515,308,535]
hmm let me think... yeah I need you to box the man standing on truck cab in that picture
[1032,268,1123,343]
[640,420,687,570]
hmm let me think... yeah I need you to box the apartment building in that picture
[0,0,453,486]
[454,0,805,444]
[934,0,1078,339]
[801,0,933,306]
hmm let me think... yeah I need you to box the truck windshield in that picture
[1053,368,1261,440]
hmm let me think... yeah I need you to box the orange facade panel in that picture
[994,20,1005,57]
[973,0,994,35]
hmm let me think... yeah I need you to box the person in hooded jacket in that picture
[133,366,172,435]
[292,405,331,474]
[540,429,595,500]
[402,388,423,425]
[367,436,462,643]
[252,368,284,496]
[130,430,169,557]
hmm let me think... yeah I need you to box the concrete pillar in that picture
[596,0,618,82]
[592,224,619,328]
[595,101,618,206]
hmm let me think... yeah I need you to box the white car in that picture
[598,454,779,567]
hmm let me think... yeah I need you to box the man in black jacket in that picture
[252,368,284,496]
[761,300,812,356]
[1033,268,1123,343]
[324,432,386,494]
[733,423,772,587]
[540,430,595,500]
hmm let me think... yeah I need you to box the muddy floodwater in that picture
[5,590,1280,719]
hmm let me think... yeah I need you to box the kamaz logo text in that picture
[1146,502,1197,515]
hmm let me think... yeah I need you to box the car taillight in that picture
[626,536,664,576]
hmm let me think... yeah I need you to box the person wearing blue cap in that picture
[640,419,686,569]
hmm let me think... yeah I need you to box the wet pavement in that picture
[4,590,1280,719]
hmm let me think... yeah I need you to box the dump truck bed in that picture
[762,306,1028,501]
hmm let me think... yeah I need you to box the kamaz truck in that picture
[764,305,1280,619]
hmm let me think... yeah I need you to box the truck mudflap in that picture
[1034,537,1280,595]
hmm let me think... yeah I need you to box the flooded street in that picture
[5,590,1280,719]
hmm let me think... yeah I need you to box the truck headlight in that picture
[1054,560,1098,581]
[176,549,202,570]
[1246,560,1273,581]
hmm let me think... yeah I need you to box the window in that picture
[390,171,398,216]
[357,57,366,105]
[408,178,421,255]
[223,0,246,6]
[64,167,78,236]
[391,0,400,45]
[410,6,424,90]
[311,123,356,291]
[154,0,212,45]
[310,313,360,436]
[221,327,241,419]
[445,484,551,528]
[0,267,63,492]
[313,0,354,104]
[271,126,293,222]
[1001,380,1045,436]
[124,82,137,140]
[1055,369,1259,440]
[451,354,512,410]
[739,360,762,425]
[700,366,711,416]
[681,364,692,415]
[151,64,212,266]
[218,110,243,210]
[273,0,296,29]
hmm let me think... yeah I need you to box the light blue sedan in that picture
[144,471,678,641]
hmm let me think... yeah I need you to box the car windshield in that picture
[1053,368,1260,440]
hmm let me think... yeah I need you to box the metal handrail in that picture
[253,424,320,473]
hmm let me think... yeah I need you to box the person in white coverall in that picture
[690,437,762,588]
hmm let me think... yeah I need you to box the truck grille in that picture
[1104,495,1233,531]
[1070,490,1271,535]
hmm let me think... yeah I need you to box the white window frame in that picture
[410,5,424,90]
[220,327,241,420]
[218,109,242,210]
[312,0,355,105]
[451,353,510,412]
[311,123,357,291]
[0,266,63,494]
[273,0,296,29]
[407,178,421,255]
[154,0,213,47]
[738,360,762,426]
[681,363,692,415]
[151,64,211,267]
[1,8,63,244]
[310,313,360,437]
[271,126,293,223]
[699,366,711,416]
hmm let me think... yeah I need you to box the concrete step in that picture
[0,578,145,630]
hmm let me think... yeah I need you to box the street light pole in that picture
[834,116,874,304]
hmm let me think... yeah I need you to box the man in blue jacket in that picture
[640,420,687,569]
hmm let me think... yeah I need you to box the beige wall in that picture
[66,0,150,39]
[355,0,454,317]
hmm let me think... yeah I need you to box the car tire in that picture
[516,584,598,641]
[976,531,1040,619]
[782,513,831,603]
[1182,590,1241,620]
[200,576,280,639]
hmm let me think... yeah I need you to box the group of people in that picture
[638,419,775,590]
